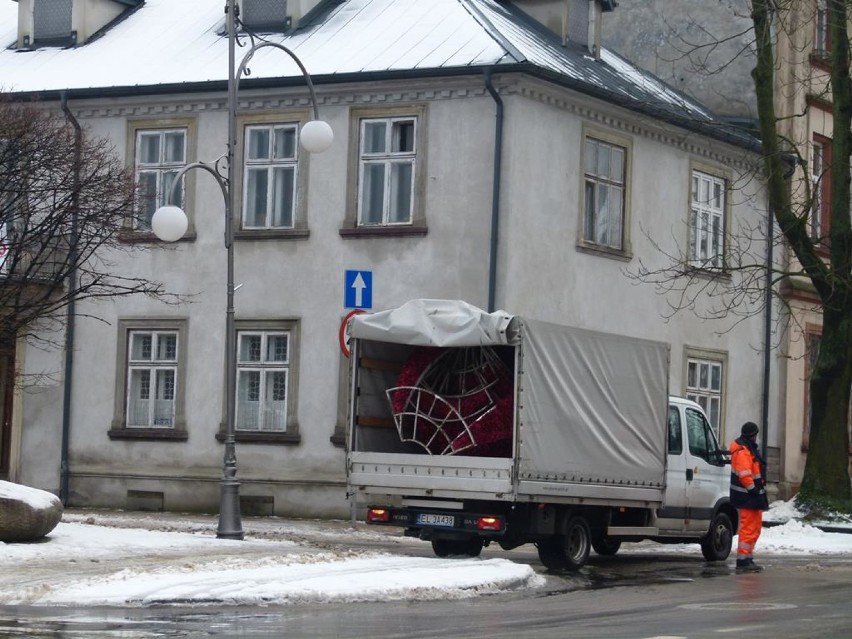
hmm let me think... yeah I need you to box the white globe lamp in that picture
[300,120,334,153]
[151,205,189,242]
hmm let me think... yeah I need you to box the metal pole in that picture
[217,0,243,540]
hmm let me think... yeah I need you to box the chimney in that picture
[515,1,617,60]
[564,0,616,59]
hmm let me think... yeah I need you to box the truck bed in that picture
[347,300,668,508]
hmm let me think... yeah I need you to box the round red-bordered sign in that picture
[339,309,366,358]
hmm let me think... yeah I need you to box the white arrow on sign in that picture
[351,272,367,308]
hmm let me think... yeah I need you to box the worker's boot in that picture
[735,558,763,573]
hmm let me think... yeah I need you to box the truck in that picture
[345,299,736,570]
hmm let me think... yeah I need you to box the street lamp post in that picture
[151,0,332,540]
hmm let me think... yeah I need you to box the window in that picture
[667,406,683,455]
[127,331,178,428]
[685,406,722,464]
[236,331,290,431]
[134,128,187,231]
[358,117,416,226]
[110,319,188,440]
[583,137,626,250]
[243,124,298,229]
[816,0,831,55]
[686,355,724,439]
[33,0,72,44]
[811,136,831,246]
[689,169,726,269]
[225,319,300,443]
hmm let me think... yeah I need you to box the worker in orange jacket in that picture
[729,421,769,573]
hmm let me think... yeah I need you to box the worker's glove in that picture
[748,486,761,498]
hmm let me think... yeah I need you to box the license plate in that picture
[416,513,455,527]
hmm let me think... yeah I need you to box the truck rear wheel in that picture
[536,516,591,571]
[700,512,733,561]
[431,537,483,558]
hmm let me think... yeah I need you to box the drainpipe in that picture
[760,206,773,463]
[59,93,81,506]
[484,68,504,313]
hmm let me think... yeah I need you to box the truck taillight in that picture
[367,508,391,523]
[476,516,502,531]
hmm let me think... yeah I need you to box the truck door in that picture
[682,406,728,532]
[658,404,689,533]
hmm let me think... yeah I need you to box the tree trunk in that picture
[750,0,851,504]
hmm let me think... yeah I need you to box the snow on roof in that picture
[0,0,746,145]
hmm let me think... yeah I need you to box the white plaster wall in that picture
[495,85,776,448]
[19,73,779,516]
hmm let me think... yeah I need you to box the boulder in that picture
[0,480,63,542]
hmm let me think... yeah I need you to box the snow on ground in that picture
[1,483,851,607]
[1,518,542,606]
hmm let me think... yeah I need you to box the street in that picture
[3,555,851,638]
[1,509,851,638]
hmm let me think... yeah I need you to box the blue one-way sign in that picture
[344,270,372,309]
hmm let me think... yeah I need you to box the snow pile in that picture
[33,553,540,606]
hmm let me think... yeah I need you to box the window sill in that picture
[340,226,428,239]
[329,433,346,447]
[810,52,831,72]
[234,228,310,241]
[687,266,732,281]
[216,431,302,445]
[108,428,188,441]
[576,241,632,261]
[119,230,197,244]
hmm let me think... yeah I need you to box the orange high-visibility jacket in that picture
[729,437,768,511]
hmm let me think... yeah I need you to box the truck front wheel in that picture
[431,537,484,558]
[700,512,733,561]
[536,516,591,571]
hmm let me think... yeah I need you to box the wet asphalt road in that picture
[2,544,851,638]
[3,510,852,638]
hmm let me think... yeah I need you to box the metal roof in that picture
[0,0,758,150]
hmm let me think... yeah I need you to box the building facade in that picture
[604,0,852,499]
[0,0,780,516]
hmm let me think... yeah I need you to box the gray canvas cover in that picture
[348,299,516,347]
[516,317,669,490]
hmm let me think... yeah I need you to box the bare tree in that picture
[0,99,179,350]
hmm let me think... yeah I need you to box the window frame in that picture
[342,105,428,238]
[688,164,730,271]
[220,319,301,444]
[578,128,632,256]
[811,134,832,250]
[235,330,291,433]
[235,111,312,240]
[816,0,831,56]
[683,347,727,442]
[109,318,189,441]
[126,330,179,429]
[125,118,197,241]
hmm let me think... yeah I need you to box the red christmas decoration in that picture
[387,346,513,457]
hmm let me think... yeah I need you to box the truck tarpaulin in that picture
[348,299,669,504]
[516,317,669,497]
